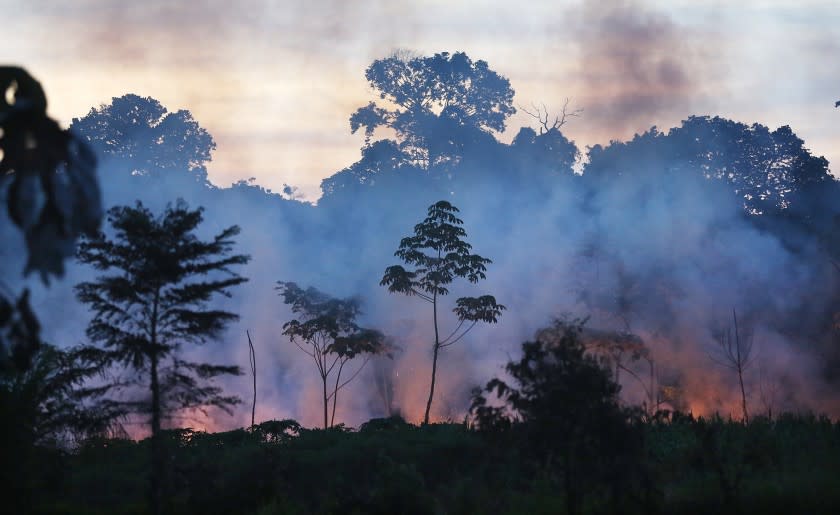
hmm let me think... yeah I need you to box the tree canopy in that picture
[382,200,504,424]
[277,282,388,429]
[71,94,214,185]
[75,200,249,514]
[350,51,515,170]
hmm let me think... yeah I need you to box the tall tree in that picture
[71,94,214,186]
[584,116,832,216]
[277,282,387,429]
[351,51,515,170]
[381,200,505,424]
[75,200,249,514]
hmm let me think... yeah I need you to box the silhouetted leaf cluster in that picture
[0,66,101,281]
[278,281,388,428]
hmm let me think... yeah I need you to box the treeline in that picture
[3,56,840,514]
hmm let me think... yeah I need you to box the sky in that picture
[4,0,839,200]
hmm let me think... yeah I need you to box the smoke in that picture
[4,81,839,434]
[570,0,710,139]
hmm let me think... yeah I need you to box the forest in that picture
[1,51,840,514]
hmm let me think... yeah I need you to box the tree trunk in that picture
[733,310,749,423]
[247,330,256,427]
[330,360,345,428]
[322,375,329,429]
[149,288,162,515]
[424,290,440,425]
[150,352,162,515]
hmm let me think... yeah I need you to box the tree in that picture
[584,116,833,216]
[0,342,119,512]
[277,282,387,429]
[75,200,249,514]
[350,51,515,170]
[709,309,756,422]
[470,319,643,515]
[381,200,505,424]
[71,94,214,186]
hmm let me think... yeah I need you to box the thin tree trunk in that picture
[424,289,439,425]
[150,353,162,515]
[733,310,749,423]
[322,374,329,429]
[649,359,657,414]
[149,289,162,515]
[247,330,256,427]
[330,359,346,428]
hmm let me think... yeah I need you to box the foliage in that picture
[0,286,41,371]
[0,66,101,373]
[277,282,389,428]
[75,200,249,514]
[0,342,120,512]
[71,94,214,185]
[0,343,119,445]
[22,414,840,515]
[0,66,102,281]
[350,51,515,170]
[381,200,504,424]
[584,115,833,216]
[471,319,647,515]
[75,201,249,424]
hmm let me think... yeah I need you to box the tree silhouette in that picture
[709,310,756,422]
[381,200,504,424]
[71,94,214,186]
[0,67,102,281]
[277,282,387,428]
[75,200,249,514]
[351,51,515,170]
[585,116,832,215]
[0,67,102,372]
[471,319,640,515]
[0,342,118,512]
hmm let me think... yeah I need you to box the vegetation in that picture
[74,201,250,514]
[381,200,505,424]
[3,51,840,515]
[276,282,388,429]
[10,387,840,515]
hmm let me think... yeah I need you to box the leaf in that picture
[453,295,506,323]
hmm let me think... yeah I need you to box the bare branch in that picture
[438,320,478,348]
[520,98,582,134]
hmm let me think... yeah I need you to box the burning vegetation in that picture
[2,53,840,514]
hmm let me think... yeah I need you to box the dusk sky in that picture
[6,0,839,200]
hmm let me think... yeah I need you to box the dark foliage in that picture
[351,51,515,171]
[74,200,249,514]
[277,282,389,428]
[0,67,101,374]
[72,94,214,186]
[0,66,102,281]
[12,414,837,515]
[471,319,650,514]
[382,200,504,424]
